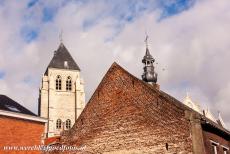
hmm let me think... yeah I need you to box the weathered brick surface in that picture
[57,63,193,154]
[0,116,45,154]
[203,130,230,154]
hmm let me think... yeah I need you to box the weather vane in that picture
[144,32,149,48]
[59,29,63,43]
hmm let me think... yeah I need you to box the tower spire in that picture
[142,35,158,84]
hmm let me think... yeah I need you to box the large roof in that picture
[0,95,36,116]
[45,43,80,75]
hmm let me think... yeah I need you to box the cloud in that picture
[0,0,230,129]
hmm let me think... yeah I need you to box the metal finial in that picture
[144,33,149,48]
[59,29,63,43]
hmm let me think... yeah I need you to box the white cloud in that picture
[0,0,230,129]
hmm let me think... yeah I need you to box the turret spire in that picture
[142,35,157,84]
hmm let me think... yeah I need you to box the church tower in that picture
[38,43,85,138]
[142,35,158,84]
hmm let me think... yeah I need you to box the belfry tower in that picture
[38,42,85,138]
[142,35,158,84]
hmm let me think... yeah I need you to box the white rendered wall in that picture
[39,68,85,137]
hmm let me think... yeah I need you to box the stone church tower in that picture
[38,43,85,138]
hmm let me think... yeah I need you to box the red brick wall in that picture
[59,63,193,153]
[0,115,45,154]
[203,130,230,154]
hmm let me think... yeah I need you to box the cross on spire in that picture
[59,29,63,43]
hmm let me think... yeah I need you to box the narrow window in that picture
[211,142,218,154]
[66,119,71,129]
[56,119,62,129]
[66,76,72,91]
[223,146,229,154]
[56,75,62,90]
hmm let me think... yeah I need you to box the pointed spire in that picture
[217,111,226,128]
[144,33,153,59]
[142,34,157,84]
[186,90,190,99]
[183,92,202,114]
[205,107,216,122]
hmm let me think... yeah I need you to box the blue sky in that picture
[0,70,5,79]
[21,0,195,43]
[0,0,230,129]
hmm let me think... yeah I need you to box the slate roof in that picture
[0,95,36,116]
[45,43,80,75]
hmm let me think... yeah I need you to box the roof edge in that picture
[0,109,47,123]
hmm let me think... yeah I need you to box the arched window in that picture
[56,75,62,90]
[56,119,62,129]
[66,119,71,129]
[66,76,72,91]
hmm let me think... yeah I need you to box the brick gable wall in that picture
[57,63,193,154]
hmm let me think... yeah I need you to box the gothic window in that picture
[66,119,71,129]
[56,119,62,129]
[56,75,62,90]
[66,76,72,91]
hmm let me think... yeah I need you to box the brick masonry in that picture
[57,63,194,154]
[0,116,45,154]
[203,129,230,154]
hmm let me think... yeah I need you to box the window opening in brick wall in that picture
[210,140,219,154]
[222,145,229,154]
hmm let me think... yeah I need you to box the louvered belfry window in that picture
[56,75,62,90]
[66,76,72,91]
[56,119,62,129]
[66,119,71,129]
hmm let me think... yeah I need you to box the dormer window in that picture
[64,61,69,69]
[56,75,62,90]
[66,76,72,91]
